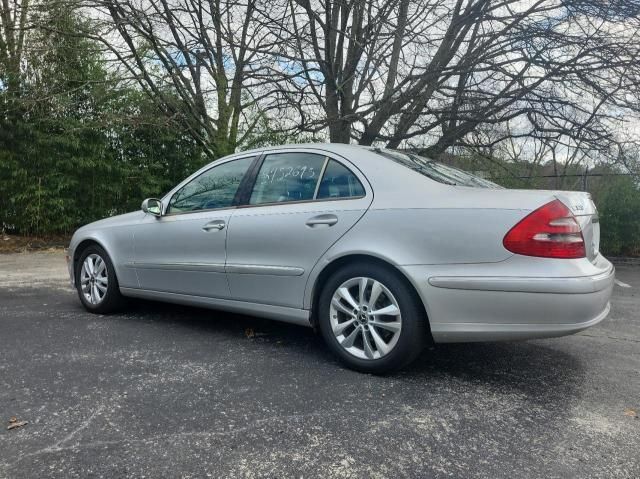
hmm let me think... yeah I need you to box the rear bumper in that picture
[427,266,614,294]
[429,301,610,343]
[404,257,615,343]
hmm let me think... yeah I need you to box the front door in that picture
[226,151,372,308]
[133,156,255,298]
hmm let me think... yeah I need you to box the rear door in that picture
[225,150,373,308]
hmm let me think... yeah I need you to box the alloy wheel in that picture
[329,276,402,360]
[80,253,108,305]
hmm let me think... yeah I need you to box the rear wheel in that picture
[318,263,427,373]
[75,245,125,313]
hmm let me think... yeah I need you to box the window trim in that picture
[158,148,371,216]
[312,157,330,198]
[162,155,260,217]
[238,152,367,209]
[233,151,267,206]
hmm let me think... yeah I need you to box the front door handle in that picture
[202,220,226,232]
[306,214,338,227]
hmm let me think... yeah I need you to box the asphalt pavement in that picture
[0,252,638,478]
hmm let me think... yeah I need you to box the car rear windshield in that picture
[373,148,502,189]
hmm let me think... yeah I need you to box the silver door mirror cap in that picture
[141,198,163,217]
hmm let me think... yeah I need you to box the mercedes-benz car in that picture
[67,144,614,372]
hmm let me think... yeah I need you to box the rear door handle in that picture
[306,214,338,227]
[202,220,226,231]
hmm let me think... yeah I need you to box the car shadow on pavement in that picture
[121,297,585,403]
[410,341,585,401]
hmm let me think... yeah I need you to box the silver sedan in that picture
[67,144,614,372]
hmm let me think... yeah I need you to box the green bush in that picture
[593,176,640,256]
[0,99,204,236]
[0,5,204,236]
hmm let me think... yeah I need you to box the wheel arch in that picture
[308,253,433,340]
[72,238,111,285]
[73,238,108,262]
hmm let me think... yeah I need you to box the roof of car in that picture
[222,143,407,185]
[231,143,376,159]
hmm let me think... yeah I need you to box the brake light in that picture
[503,199,585,259]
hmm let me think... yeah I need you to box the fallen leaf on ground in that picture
[244,328,270,338]
[7,421,28,430]
[623,408,637,417]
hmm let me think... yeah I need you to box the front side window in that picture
[317,160,365,199]
[168,157,254,213]
[249,153,326,205]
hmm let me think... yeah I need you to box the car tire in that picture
[318,262,428,373]
[75,244,125,314]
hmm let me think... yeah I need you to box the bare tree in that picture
[85,0,289,158]
[71,0,640,163]
[0,0,31,103]
[274,0,640,158]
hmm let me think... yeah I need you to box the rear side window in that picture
[317,160,365,199]
[249,153,325,204]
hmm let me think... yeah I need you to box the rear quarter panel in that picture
[303,206,523,310]
[335,208,522,265]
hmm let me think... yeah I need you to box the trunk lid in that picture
[449,187,600,261]
[553,191,600,261]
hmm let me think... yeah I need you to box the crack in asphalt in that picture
[3,410,343,471]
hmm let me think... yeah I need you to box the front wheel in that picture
[318,263,428,373]
[75,245,125,314]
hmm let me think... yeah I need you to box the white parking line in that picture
[614,279,632,288]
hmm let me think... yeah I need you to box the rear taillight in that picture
[503,199,585,259]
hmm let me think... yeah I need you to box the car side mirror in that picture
[141,198,163,217]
